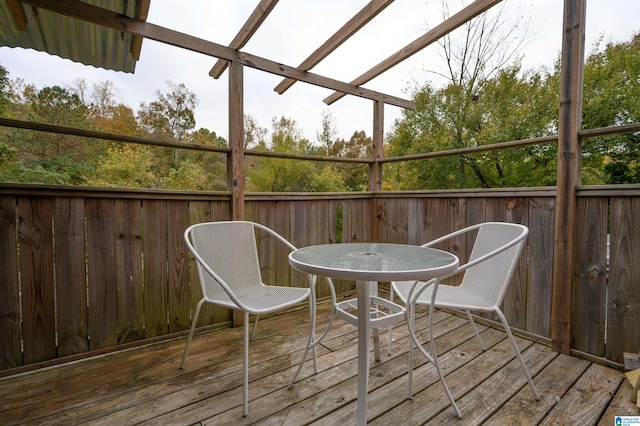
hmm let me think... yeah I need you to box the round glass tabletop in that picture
[289,242,459,282]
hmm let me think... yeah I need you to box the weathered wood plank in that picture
[487,353,590,424]
[20,0,414,109]
[188,200,215,328]
[228,59,244,222]
[0,196,21,369]
[167,200,190,332]
[86,198,118,350]
[38,307,335,425]
[430,343,555,424]
[310,325,505,426]
[18,196,56,364]
[275,0,395,94]
[142,199,169,338]
[526,196,555,337]
[573,196,608,357]
[538,363,623,426]
[371,335,538,424]
[598,378,640,424]
[213,312,471,425]
[54,197,89,357]
[502,197,529,329]
[607,197,640,363]
[115,199,144,344]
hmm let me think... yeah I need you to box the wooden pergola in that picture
[4,0,589,359]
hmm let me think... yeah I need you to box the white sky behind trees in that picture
[1,0,639,143]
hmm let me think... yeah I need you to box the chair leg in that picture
[407,305,414,400]
[426,301,462,419]
[406,284,462,418]
[243,311,249,417]
[180,298,206,369]
[250,315,260,341]
[495,309,540,400]
[387,285,395,355]
[289,276,336,389]
[466,310,485,350]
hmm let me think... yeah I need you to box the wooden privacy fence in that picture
[1,185,639,372]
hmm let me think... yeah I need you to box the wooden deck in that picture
[0,302,637,425]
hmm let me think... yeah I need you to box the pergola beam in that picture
[274,0,395,95]
[209,0,279,79]
[20,0,414,110]
[323,0,503,105]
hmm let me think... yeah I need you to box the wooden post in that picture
[228,59,245,327]
[370,101,384,243]
[228,59,245,222]
[551,0,586,354]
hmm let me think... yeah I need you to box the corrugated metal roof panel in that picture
[0,0,149,73]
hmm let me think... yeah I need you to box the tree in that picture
[138,81,198,162]
[329,130,371,191]
[317,110,337,155]
[89,79,121,120]
[581,33,640,184]
[244,114,267,149]
[386,63,558,189]
[87,144,156,188]
[246,117,318,192]
[9,85,100,184]
[385,1,556,190]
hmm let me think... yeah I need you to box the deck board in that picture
[0,302,636,425]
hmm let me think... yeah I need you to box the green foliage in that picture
[87,145,156,188]
[386,32,640,189]
[581,33,640,184]
[386,63,559,189]
[2,31,639,191]
[247,117,322,192]
[137,81,197,143]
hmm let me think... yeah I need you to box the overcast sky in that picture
[1,0,639,143]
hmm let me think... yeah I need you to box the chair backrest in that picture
[459,222,528,308]
[185,221,264,304]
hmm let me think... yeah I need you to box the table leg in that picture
[369,281,381,361]
[356,280,369,426]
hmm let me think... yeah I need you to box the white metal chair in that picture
[180,221,321,417]
[388,222,540,418]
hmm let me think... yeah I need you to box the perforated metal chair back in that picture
[456,222,527,310]
[188,221,263,309]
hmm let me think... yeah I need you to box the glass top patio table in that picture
[289,243,459,426]
[289,242,458,282]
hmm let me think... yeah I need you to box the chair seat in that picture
[393,280,495,312]
[227,284,311,312]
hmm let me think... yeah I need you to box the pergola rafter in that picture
[323,0,503,105]
[274,0,395,95]
[208,0,279,79]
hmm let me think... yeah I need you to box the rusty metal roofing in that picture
[0,0,150,73]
